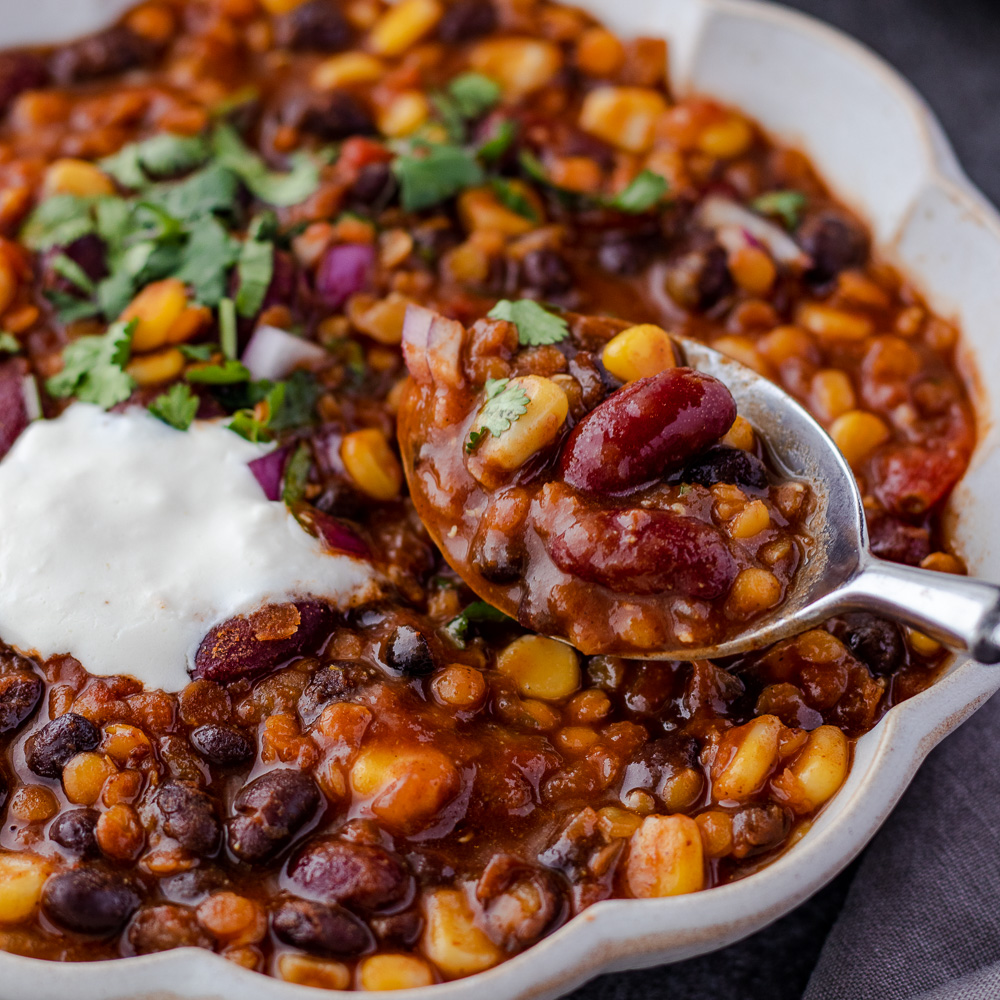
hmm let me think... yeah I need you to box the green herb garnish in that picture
[487,299,569,346]
[149,382,199,430]
[212,124,320,207]
[490,178,538,221]
[393,142,485,212]
[0,333,21,354]
[477,118,517,162]
[185,358,249,384]
[607,170,668,214]
[282,442,311,505]
[100,133,211,189]
[466,377,530,452]
[751,189,807,230]
[235,217,275,318]
[445,600,513,648]
[46,319,136,409]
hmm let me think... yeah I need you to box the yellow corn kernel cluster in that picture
[311,51,384,91]
[421,888,502,977]
[42,158,115,198]
[810,369,857,423]
[119,278,194,352]
[830,410,890,467]
[0,854,51,924]
[458,186,538,238]
[377,90,431,137]
[713,715,782,801]
[601,324,676,383]
[340,427,403,500]
[726,567,782,619]
[126,347,185,387]
[625,814,705,897]
[783,725,849,812]
[358,954,436,990]
[368,0,442,57]
[469,37,562,98]
[579,86,668,153]
[496,634,580,701]
[721,415,755,451]
[797,302,874,341]
[728,499,770,539]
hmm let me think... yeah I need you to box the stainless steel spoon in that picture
[663,336,1000,663]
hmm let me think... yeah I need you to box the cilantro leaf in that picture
[228,381,286,442]
[46,319,136,408]
[393,142,484,212]
[145,162,240,222]
[448,73,501,119]
[490,178,538,221]
[212,124,320,207]
[173,216,240,306]
[50,253,96,294]
[444,600,513,648]
[282,442,311,505]
[607,170,668,213]
[235,228,274,317]
[178,342,217,361]
[100,133,210,189]
[487,299,569,346]
[149,382,199,430]
[0,333,20,354]
[185,358,250,384]
[21,194,98,251]
[518,150,550,186]
[751,189,807,230]
[477,118,517,162]
[465,377,530,452]
[269,370,320,431]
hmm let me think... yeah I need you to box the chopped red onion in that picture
[241,324,328,382]
[311,509,370,558]
[316,242,375,309]
[697,195,809,267]
[248,446,289,501]
[402,304,465,389]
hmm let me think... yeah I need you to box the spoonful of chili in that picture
[398,303,1000,663]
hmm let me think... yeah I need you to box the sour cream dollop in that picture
[0,404,380,691]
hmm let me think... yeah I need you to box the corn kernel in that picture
[120,278,189,352]
[341,428,403,500]
[797,302,874,341]
[697,115,754,159]
[597,806,643,840]
[101,722,153,767]
[836,270,891,310]
[42,159,115,198]
[784,725,849,811]
[378,90,431,138]
[576,27,625,76]
[546,156,603,194]
[278,954,350,989]
[469,37,562,98]
[726,567,782,619]
[468,375,568,486]
[197,892,267,944]
[757,325,815,366]
[422,888,502,978]
[431,664,486,709]
[713,715,782,801]
[126,347,185,387]
[0,854,50,923]
[695,809,733,858]
[625,815,705,897]
[908,628,943,657]
[96,803,144,860]
[441,240,491,284]
[721,415,754,451]
[348,291,412,344]
[311,51,385,90]
[358,953,436,990]
[601,324,676,382]
[712,335,769,376]
[811,369,857,423]
[458,187,535,238]
[830,410,890,467]
[496,635,580,701]
[728,246,776,296]
[368,0,442,56]
[729,499,770,539]
[62,752,118,806]
[579,86,668,153]
[920,551,965,575]
[166,304,212,344]
[8,786,58,823]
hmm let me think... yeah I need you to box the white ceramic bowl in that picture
[2,1,1000,997]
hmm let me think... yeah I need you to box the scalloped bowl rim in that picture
[0,0,998,997]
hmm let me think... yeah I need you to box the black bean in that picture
[382,626,435,677]
[676,446,769,492]
[285,91,376,141]
[437,0,497,43]
[24,713,100,778]
[470,527,525,584]
[272,898,374,956]
[50,25,158,84]
[798,210,869,286]
[276,0,352,51]
[190,724,255,767]
[0,670,43,735]
[49,808,100,857]
[597,237,652,276]
[127,904,211,954]
[288,837,413,912]
[731,804,792,859]
[370,911,423,948]
[521,249,573,297]
[157,783,221,857]
[829,612,906,677]
[297,661,368,723]
[0,51,49,114]
[42,868,141,936]
[228,770,320,863]
[663,241,733,310]
[620,734,702,805]
[348,162,398,209]
[159,868,230,905]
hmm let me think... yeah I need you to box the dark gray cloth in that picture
[569,1,1000,998]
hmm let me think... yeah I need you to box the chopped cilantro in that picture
[282,442,311,505]
[268,370,320,431]
[218,297,238,360]
[0,333,20,354]
[185,358,249,384]
[751,189,807,230]
[212,124,320,207]
[149,382,199,430]
[393,142,484,212]
[178,342,217,361]
[50,253,96,294]
[465,377,530,452]
[607,170,669,214]
[487,299,569,346]
[100,133,211,190]
[490,178,538,221]
[518,150,550,186]
[477,118,517,162]
[228,380,285,442]
[46,319,136,409]
[21,194,98,251]
[144,162,240,222]
[173,216,240,306]
[235,222,274,318]
[444,600,513,648]
[449,72,501,118]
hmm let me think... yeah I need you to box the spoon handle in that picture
[839,557,1000,663]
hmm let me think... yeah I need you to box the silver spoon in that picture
[669,336,1000,663]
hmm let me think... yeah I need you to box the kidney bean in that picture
[24,712,100,778]
[0,51,49,113]
[49,808,100,857]
[382,626,435,677]
[42,869,141,936]
[272,898,374,956]
[275,0,352,51]
[559,368,737,494]
[437,0,497,42]
[0,670,42,735]
[370,910,423,948]
[546,506,737,599]
[866,510,931,567]
[731,804,792,859]
[127,905,211,954]
[828,612,906,677]
[0,359,30,461]
[193,601,336,685]
[50,26,157,84]
[158,783,221,857]
[798,210,869,286]
[677,445,768,492]
[189,724,255,767]
[228,770,320,863]
[287,837,413,912]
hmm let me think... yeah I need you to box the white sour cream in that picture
[0,404,380,691]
